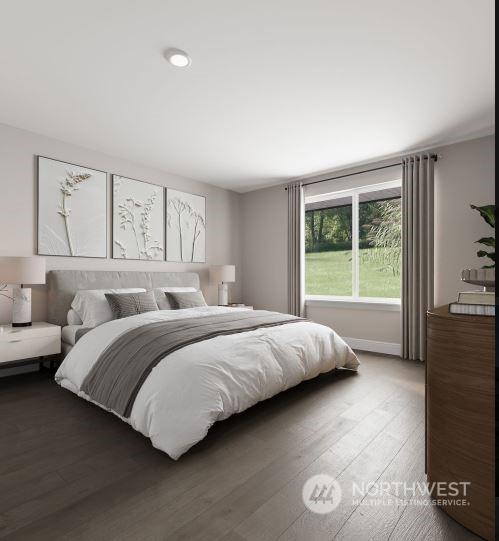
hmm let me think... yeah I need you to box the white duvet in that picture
[55,306,359,459]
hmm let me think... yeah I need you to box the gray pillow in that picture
[166,290,207,309]
[105,291,159,319]
[152,287,197,310]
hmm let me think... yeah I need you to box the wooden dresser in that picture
[426,305,494,540]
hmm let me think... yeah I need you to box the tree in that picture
[363,199,401,276]
[318,212,325,244]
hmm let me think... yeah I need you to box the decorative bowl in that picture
[461,268,495,291]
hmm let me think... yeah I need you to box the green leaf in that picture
[476,249,495,261]
[470,204,495,228]
[475,236,495,247]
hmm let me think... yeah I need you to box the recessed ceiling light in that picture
[165,48,191,68]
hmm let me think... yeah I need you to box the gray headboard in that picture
[46,270,200,326]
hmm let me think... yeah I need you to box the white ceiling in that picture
[0,1,494,192]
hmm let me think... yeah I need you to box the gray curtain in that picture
[402,154,435,361]
[287,182,305,316]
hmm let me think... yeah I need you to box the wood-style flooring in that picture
[0,353,480,541]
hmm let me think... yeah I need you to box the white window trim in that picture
[305,296,401,311]
[305,179,402,305]
[306,179,402,204]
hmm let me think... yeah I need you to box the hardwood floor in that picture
[0,353,480,541]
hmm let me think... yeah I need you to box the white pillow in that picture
[71,288,146,327]
[67,309,83,326]
[153,287,197,310]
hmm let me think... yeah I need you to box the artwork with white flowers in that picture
[112,176,165,260]
[37,156,107,257]
[166,189,206,262]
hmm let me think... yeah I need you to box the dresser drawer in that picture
[0,336,61,363]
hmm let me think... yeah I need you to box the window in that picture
[305,180,401,303]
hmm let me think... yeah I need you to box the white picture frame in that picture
[166,189,206,263]
[112,175,165,261]
[37,156,107,258]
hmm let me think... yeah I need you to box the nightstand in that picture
[226,304,253,310]
[0,322,61,371]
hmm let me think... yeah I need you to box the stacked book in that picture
[449,290,496,316]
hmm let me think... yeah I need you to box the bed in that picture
[49,270,359,459]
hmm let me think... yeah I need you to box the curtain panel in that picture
[402,154,435,361]
[287,183,305,316]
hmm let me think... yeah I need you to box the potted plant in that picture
[461,204,495,291]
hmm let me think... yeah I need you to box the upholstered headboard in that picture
[46,270,200,326]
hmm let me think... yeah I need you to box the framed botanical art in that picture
[37,156,107,258]
[112,175,165,260]
[166,188,206,263]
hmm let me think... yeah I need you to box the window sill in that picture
[305,296,401,311]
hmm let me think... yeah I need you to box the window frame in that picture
[305,179,402,307]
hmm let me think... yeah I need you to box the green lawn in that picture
[305,249,400,298]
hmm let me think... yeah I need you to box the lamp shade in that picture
[0,256,46,285]
[209,265,235,284]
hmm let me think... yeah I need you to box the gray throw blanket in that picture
[81,310,306,418]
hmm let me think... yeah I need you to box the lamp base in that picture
[12,287,32,327]
[218,283,229,306]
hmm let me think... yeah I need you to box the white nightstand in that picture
[226,304,253,310]
[0,322,61,371]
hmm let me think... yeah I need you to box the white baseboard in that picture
[343,337,401,356]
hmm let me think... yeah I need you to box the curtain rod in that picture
[285,154,438,190]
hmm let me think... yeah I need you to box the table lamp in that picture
[0,256,46,326]
[209,265,235,306]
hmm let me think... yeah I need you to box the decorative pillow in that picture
[152,287,197,310]
[71,288,146,327]
[67,308,83,326]
[166,290,208,309]
[105,290,159,319]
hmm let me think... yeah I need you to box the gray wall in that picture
[241,135,495,346]
[0,123,242,324]
[241,184,289,313]
[0,123,494,347]
[434,135,496,305]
